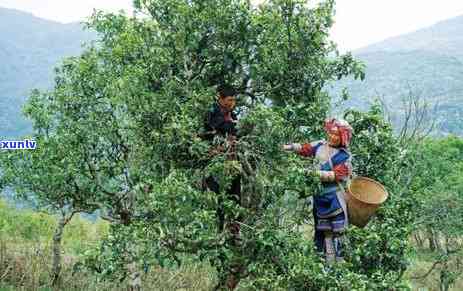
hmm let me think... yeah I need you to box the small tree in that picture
[0,90,99,286]
[409,137,463,290]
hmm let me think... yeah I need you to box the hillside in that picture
[0,8,94,138]
[333,15,463,135]
[358,15,463,60]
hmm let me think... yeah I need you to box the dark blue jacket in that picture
[202,102,238,141]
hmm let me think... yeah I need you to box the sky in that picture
[1,0,463,51]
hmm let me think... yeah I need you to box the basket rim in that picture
[347,176,389,205]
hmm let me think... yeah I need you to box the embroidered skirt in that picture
[313,186,348,233]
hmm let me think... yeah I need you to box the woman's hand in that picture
[282,144,293,151]
[318,170,336,182]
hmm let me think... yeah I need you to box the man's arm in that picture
[207,110,237,136]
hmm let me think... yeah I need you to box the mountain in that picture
[332,15,463,136]
[1,7,462,137]
[0,7,95,138]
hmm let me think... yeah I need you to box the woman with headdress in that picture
[283,118,353,264]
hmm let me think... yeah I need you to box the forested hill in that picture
[333,15,463,136]
[0,7,94,138]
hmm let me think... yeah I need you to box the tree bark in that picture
[125,244,141,291]
[439,263,450,291]
[214,264,244,291]
[428,228,439,251]
[127,261,142,291]
[414,232,424,248]
[51,211,75,287]
[439,237,452,291]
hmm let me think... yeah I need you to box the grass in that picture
[406,246,463,291]
[0,239,216,290]
[0,201,215,290]
[0,200,462,290]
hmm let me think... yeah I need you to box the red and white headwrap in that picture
[324,118,353,147]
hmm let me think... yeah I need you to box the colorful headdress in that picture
[324,118,353,147]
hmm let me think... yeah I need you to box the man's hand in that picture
[227,135,237,146]
[209,145,225,156]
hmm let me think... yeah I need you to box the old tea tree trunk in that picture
[51,210,77,287]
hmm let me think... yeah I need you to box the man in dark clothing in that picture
[203,86,251,290]
[202,85,241,234]
[203,86,238,141]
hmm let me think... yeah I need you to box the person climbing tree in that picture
[201,85,245,289]
[202,85,242,238]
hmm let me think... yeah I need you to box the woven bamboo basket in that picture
[345,177,389,228]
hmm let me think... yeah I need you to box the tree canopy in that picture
[0,1,420,290]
